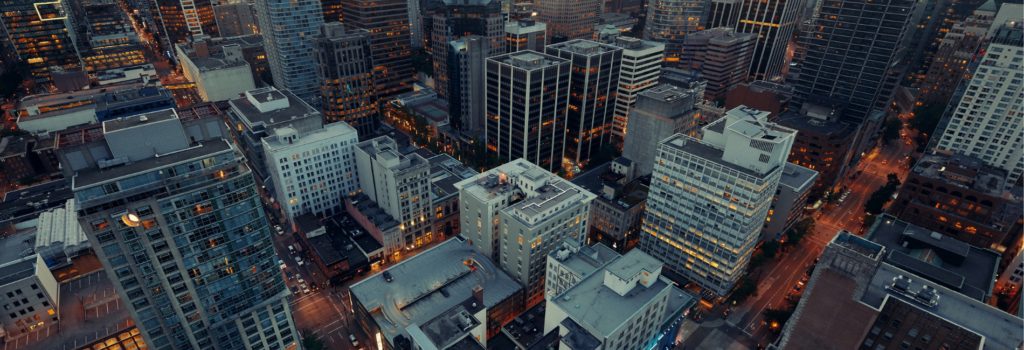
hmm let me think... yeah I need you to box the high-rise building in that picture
[454,159,595,307]
[322,0,343,25]
[639,106,796,296]
[545,40,623,169]
[775,100,857,202]
[0,0,81,83]
[761,163,817,240]
[311,23,379,135]
[485,51,571,173]
[176,35,269,97]
[733,0,803,81]
[644,0,707,65]
[506,19,547,53]
[604,0,644,15]
[934,23,1023,189]
[214,2,259,37]
[59,109,299,350]
[155,0,218,46]
[341,0,415,100]
[446,36,489,132]
[536,0,600,41]
[354,136,434,250]
[570,162,651,253]
[707,0,742,28]
[597,27,666,146]
[227,88,323,183]
[175,36,257,102]
[621,82,707,176]
[679,27,757,100]
[914,9,993,106]
[431,0,504,117]
[904,0,989,88]
[545,239,618,298]
[254,0,323,100]
[791,0,918,163]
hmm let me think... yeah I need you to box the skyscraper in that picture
[155,0,218,46]
[431,0,504,117]
[354,136,434,250]
[341,0,415,100]
[536,0,601,41]
[545,40,623,169]
[597,27,666,145]
[60,109,298,350]
[485,51,571,173]
[311,23,379,135]
[254,0,324,100]
[644,0,707,65]
[0,0,81,82]
[214,2,259,37]
[446,36,488,132]
[639,106,796,296]
[621,82,707,176]
[914,5,994,106]
[680,27,757,100]
[733,0,803,81]
[934,22,1023,190]
[506,19,547,53]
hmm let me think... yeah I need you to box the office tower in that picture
[639,106,796,296]
[227,88,323,182]
[419,0,443,51]
[604,0,643,15]
[154,0,218,46]
[889,152,1021,250]
[761,163,817,240]
[408,0,422,50]
[446,36,488,132]
[644,0,707,65]
[431,0,504,112]
[322,0,342,24]
[707,0,742,28]
[506,19,547,53]
[544,40,623,169]
[354,136,434,250]
[311,23,379,135]
[733,0,803,81]
[0,255,59,339]
[350,238,524,345]
[60,110,299,350]
[508,2,534,22]
[775,100,856,202]
[175,38,257,102]
[914,9,993,106]
[679,27,756,100]
[792,0,918,161]
[543,249,697,350]
[776,229,1022,350]
[454,159,595,307]
[904,0,989,88]
[341,0,415,100]
[621,82,707,176]
[254,0,323,100]
[536,0,600,41]
[935,23,1023,189]
[485,51,571,173]
[214,2,258,37]
[597,28,666,145]
[0,0,81,83]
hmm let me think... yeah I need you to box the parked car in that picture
[278,260,286,270]
[296,274,304,284]
[300,284,309,294]
[349,335,359,347]
[288,245,296,255]
[285,270,293,279]
[290,286,299,295]
[794,284,802,291]
[294,256,304,266]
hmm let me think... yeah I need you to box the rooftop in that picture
[428,154,479,204]
[16,81,169,122]
[864,215,999,302]
[546,40,622,56]
[507,180,588,224]
[911,151,1007,197]
[548,240,618,281]
[506,19,546,34]
[661,134,762,177]
[775,110,853,138]
[0,136,28,159]
[413,102,450,123]
[263,120,357,151]
[73,138,234,189]
[491,51,568,70]
[778,163,819,193]
[349,194,399,231]
[229,89,320,127]
[861,263,1024,350]
[102,108,177,133]
[503,301,547,347]
[349,237,522,345]
[0,255,37,286]
[0,180,73,223]
[559,318,602,350]
[356,136,430,172]
[415,298,485,349]
[781,269,882,350]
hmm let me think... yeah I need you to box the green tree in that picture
[0,71,23,99]
[908,103,945,144]
[882,116,902,145]
[864,173,901,214]
[748,252,768,270]
[783,218,816,248]
[626,15,646,38]
[301,329,326,350]
[862,214,877,229]
[761,239,780,259]
[763,307,794,331]
[730,276,759,304]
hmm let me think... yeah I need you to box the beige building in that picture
[536,0,600,41]
[0,255,59,340]
[354,136,434,251]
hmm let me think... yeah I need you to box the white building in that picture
[545,239,618,299]
[455,159,596,307]
[638,106,796,296]
[543,249,696,350]
[935,23,1023,190]
[176,41,256,102]
[354,136,434,250]
[597,27,665,145]
[0,255,60,339]
[263,113,360,224]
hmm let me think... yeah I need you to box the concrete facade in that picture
[354,136,434,251]
[505,19,546,53]
[621,82,707,177]
[311,23,379,136]
[762,163,818,241]
[176,38,257,102]
[0,255,60,340]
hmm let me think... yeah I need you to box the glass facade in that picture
[312,24,379,135]
[0,0,82,82]
[254,0,324,100]
[340,0,415,101]
[155,0,217,46]
[644,0,707,65]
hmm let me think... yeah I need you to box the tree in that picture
[783,218,816,248]
[730,276,758,304]
[763,307,794,331]
[301,329,326,350]
[882,116,902,145]
[586,144,621,171]
[864,173,901,214]
[862,214,877,229]
[908,103,945,145]
[761,239,780,259]
[626,15,646,38]
[0,71,23,99]
[748,252,768,270]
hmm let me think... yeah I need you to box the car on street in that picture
[291,286,299,295]
[275,225,284,235]
[278,260,286,270]
[349,335,359,347]
[294,256,304,266]
[296,274,304,284]
[288,245,296,255]
[285,270,293,279]
[300,284,309,294]
[794,284,802,291]
[800,276,808,283]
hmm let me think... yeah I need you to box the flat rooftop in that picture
[548,240,618,281]
[775,111,852,137]
[911,152,1006,197]
[507,179,586,223]
[230,90,319,126]
[782,268,882,350]
[416,297,484,349]
[74,138,234,189]
[861,263,1024,350]
[778,162,819,192]
[546,40,621,56]
[503,301,547,348]
[0,256,37,286]
[349,194,399,231]
[865,215,998,302]
[660,134,764,178]
[102,108,177,133]
[349,237,522,345]
[491,51,568,70]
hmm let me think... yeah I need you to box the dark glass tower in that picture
[0,0,82,82]
[341,0,414,100]
[312,23,379,135]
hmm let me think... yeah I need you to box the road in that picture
[677,133,917,349]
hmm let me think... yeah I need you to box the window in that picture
[890,320,901,329]
[900,341,911,349]
[883,332,893,342]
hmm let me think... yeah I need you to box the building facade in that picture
[311,23,379,136]
[154,0,217,47]
[175,38,257,102]
[505,19,546,53]
[341,0,415,100]
[445,36,488,132]
[732,0,803,81]
[0,255,59,339]
[544,40,623,169]
[60,109,298,350]
[484,52,571,173]
[622,82,707,177]
[535,0,600,41]
[914,7,993,106]
[597,29,666,146]
[214,2,258,37]
[545,239,617,299]
[227,88,324,182]
[0,0,82,83]
[775,103,857,203]
[431,0,504,113]
[644,0,707,66]
[254,0,323,99]
[639,107,796,296]
[762,163,818,241]
[680,27,757,101]
[354,136,434,250]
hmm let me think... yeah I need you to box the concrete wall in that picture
[197,66,256,102]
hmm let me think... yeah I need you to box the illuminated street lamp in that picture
[122,213,140,227]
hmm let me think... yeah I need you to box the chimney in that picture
[472,285,483,304]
